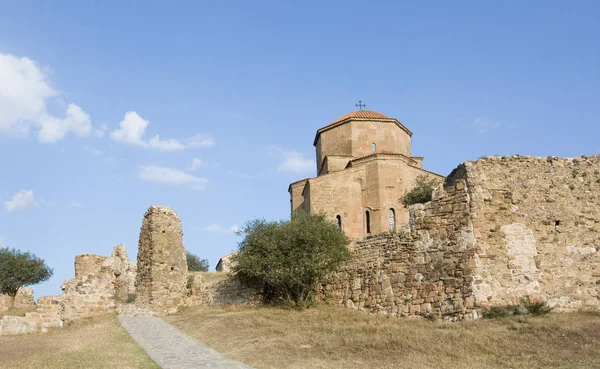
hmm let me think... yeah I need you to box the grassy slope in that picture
[166,304,600,369]
[0,314,159,369]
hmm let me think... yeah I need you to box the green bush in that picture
[401,175,441,207]
[186,251,209,272]
[482,297,553,319]
[232,211,351,305]
[0,247,53,307]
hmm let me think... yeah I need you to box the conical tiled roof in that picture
[329,110,391,125]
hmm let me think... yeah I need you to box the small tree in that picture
[232,211,351,305]
[0,247,53,307]
[186,251,209,272]
[402,175,441,207]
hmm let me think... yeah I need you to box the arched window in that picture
[336,215,342,230]
[371,143,376,153]
[388,208,396,231]
[365,210,371,234]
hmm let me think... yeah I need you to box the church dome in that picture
[329,110,391,125]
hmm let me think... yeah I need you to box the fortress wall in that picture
[320,180,478,320]
[135,206,188,314]
[463,155,600,310]
[185,272,260,307]
[1,296,62,335]
[321,155,600,319]
[74,254,108,277]
[61,244,136,321]
[0,287,34,312]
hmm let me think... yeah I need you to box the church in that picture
[288,109,444,240]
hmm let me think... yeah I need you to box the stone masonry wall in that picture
[321,179,478,320]
[185,272,260,307]
[135,205,188,314]
[0,296,62,335]
[61,244,136,321]
[0,287,34,312]
[322,155,600,319]
[1,244,136,335]
[461,155,600,310]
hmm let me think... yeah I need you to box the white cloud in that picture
[200,224,240,234]
[94,124,108,138]
[138,165,207,190]
[471,117,499,133]
[269,145,314,174]
[0,52,93,142]
[68,201,83,208]
[110,111,214,151]
[190,157,203,171]
[186,134,215,149]
[4,189,35,212]
[85,146,103,156]
[0,236,4,247]
[38,103,92,143]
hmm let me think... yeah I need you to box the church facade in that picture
[288,110,444,240]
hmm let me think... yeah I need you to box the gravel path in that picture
[119,315,255,369]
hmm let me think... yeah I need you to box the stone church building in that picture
[289,110,444,239]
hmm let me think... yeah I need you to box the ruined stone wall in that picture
[75,254,107,277]
[0,287,34,312]
[61,244,136,321]
[461,155,600,311]
[185,272,260,307]
[0,244,137,335]
[0,296,62,335]
[321,179,478,320]
[135,205,188,314]
[321,155,600,319]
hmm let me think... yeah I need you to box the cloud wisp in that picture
[269,145,314,174]
[0,52,93,143]
[111,112,214,151]
[200,224,240,234]
[4,189,35,212]
[471,117,499,133]
[138,165,208,190]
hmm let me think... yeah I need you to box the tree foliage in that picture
[232,211,351,305]
[186,251,209,272]
[0,247,53,306]
[402,175,441,207]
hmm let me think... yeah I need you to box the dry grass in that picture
[166,304,600,369]
[0,314,159,369]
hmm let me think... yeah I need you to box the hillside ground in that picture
[0,314,159,369]
[166,304,600,369]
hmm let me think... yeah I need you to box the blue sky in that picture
[0,1,598,297]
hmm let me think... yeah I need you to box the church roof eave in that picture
[313,117,412,146]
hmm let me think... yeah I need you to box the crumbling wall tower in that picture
[135,205,188,314]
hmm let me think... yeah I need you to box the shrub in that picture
[232,211,351,305]
[186,251,209,272]
[0,247,53,307]
[482,297,553,319]
[401,175,441,207]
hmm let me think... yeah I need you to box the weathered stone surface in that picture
[0,287,34,312]
[463,155,600,311]
[61,244,137,321]
[320,155,600,319]
[185,272,260,307]
[0,296,62,335]
[74,254,107,277]
[320,179,477,321]
[215,252,237,272]
[135,205,188,315]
